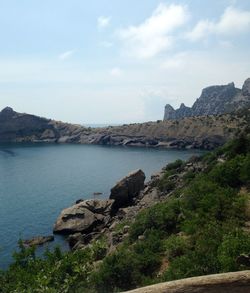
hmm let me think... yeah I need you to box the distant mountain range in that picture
[164,78,250,120]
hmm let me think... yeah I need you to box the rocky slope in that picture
[52,157,207,252]
[0,106,249,150]
[164,78,250,120]
[50,134,250,292]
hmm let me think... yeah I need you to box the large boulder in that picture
[53,199,114,234]
[110,169,146,209]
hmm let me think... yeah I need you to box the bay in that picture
[0,143,204,269]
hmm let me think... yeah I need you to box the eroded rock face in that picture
[163,78,250,120]
[110,169,146,209]
[242,78,250,96]
[53,199,114,234]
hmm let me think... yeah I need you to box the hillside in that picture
[164,78,250,120]
[0,106,249,150]
[1,133,250,292]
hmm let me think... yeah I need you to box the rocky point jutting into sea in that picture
[0,78,250,150]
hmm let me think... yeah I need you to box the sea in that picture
[0,143,204,269]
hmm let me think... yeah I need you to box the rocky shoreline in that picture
[52,156,205,254]
[1,106,249,150]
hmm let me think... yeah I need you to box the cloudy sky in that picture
[0,0,250,123]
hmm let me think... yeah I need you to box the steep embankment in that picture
[0,106,249,149]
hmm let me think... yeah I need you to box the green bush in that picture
[218,230,250,272]
[165,159,184,171]
[129,199,181,241]
[209,155,244,188]
[164,235,190,261]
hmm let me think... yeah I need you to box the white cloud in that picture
[186,20,214,41]
[187,6,250,41]
[216,6,250,35]
[110,67,122,76]
[58,50,75,60]
[161,52,187,69]
[117,3,189,59]
[97,16,111,29]
[100,41,113,48]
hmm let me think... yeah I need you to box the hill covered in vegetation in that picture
[1,132,250,292]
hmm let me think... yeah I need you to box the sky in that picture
[0,0,250,124]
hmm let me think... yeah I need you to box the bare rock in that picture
[23,235,54,247]
[123,270,250,293]
[110,169,145,209]
[53,199,114,235]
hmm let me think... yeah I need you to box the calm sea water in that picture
[0,143,204,269]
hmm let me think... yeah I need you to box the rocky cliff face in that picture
[0,107,84,143]
[164,78,250,120]
[1,102,249,150]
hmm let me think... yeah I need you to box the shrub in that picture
[129,199,181,241]
[165,159,183,171]
[209,155,245,188]
[218,230,250,272]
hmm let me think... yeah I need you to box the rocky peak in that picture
[163,78,250,120]
[179,103,186,109]
[0,107,15,118]
[164,104,176,120]
[1,106,14,113]
[242,78,250,96]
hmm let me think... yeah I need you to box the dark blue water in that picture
[0,143,203,269]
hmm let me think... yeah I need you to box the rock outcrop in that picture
[23,235,54,247]
[1,79,250,150]
[53,170,147,250]
[53,199,114,234]
[123,270,250,293]
[110,169,146,209]
[164,78,250,120]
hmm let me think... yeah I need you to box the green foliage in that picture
[158,170,176,192]
[218,230,250,272]
[129,199,181,241]
[1,135,250,292]
[183,170,196,183]
[209,155,245,188]
[0,241,102,293]
[164,235,190,261]
[165,159,184,171]
[239,154,250,186]
[93,229,163,292]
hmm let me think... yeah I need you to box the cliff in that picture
[164,78,250,120]
[0,106,249,150]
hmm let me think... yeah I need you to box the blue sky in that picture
[0,0,250,123]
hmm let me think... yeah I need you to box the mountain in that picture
[0,106,83,143]
[164,78,250,120]
[0,105,249,150]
